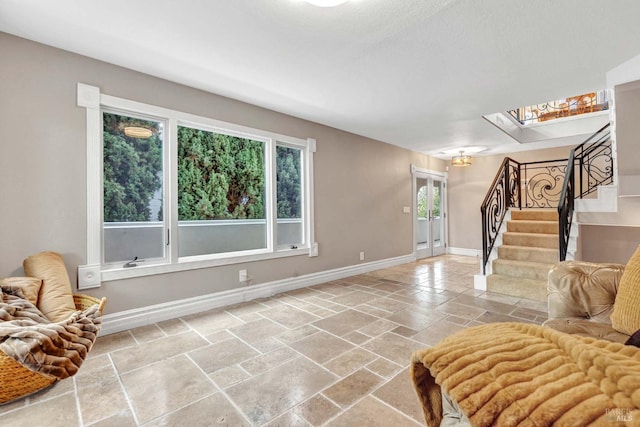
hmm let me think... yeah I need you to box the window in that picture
[77,83,316,285]
[102,111,166,266]
[276,145,303,248]
[177,126,267,257]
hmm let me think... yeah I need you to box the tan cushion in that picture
[0,277,42,305]
[611,245,640,335]
[23,251,77,322]
[542,318,629,343]
[547,260,623,323]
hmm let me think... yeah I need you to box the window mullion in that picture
[306,139,317,256]
[267,139,277,252]
[168,118,179,264]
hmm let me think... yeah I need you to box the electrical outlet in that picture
[359,251,365,261]
[239,269,248,282]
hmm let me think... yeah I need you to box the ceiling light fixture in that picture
[451,151,472,167]
[304,0,348,7]
[123,126,153,139]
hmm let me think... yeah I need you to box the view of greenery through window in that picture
[103,112,163,222]
[103,113,302,224]
[177,126,266,220]
[417,185,440,218]
[276,146,302,219]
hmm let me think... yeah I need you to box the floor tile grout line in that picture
[72,376,83,427]
[106,352,141,427]
[182,352,255,427]
[369,393,424,426]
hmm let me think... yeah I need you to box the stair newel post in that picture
[578,145,584,199]
[504,160,511,213]
[516,161,522,210]
[481,204,487,275]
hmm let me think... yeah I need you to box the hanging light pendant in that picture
[451,151,472,167]
[123,126,153,139]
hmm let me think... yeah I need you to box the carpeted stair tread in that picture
[498,245,559,264]
[492,259,554,281]
[486,274,547,301]
[510,209,558,222]
[507,220,558,235]
[502,232,559,249]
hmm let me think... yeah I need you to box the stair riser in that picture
[498,246,558,263]
[507,221,558,234]
[486,275,547,302]
[510,210,558,221]
[502,233,559,249]
[492,262,551,281]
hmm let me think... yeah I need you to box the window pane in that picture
[177,126,266,257]
[277,146,303,247]
[103,112,164,264]
[417,185,428,218]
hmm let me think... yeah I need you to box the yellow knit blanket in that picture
[411,323,640,426]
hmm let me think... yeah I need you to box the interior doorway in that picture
[412,167,447,260]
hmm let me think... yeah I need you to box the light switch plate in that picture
[78,264,101,289]
[403,206,411,213]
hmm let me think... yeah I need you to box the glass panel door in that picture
[431,179,446,256]
[414,171,446,259]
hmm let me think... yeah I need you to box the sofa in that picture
[542,260,630,343]
[411,246,640,426]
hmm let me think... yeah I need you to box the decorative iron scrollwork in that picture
[481,123,612,271]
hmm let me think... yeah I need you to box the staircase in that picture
[478,124,613,301]
[486,209,558,301]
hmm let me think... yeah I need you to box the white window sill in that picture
[100,247,311,282]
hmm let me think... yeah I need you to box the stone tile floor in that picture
[1,255,547,426]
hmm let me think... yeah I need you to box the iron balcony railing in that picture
[507,90,609,126]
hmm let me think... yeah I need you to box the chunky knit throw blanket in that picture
[0,286,102,379]
[411,323,640,426]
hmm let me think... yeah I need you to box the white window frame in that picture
[76,83,317,288]
[101,107,170,269]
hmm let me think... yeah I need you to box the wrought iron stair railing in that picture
[558,123,612,260]
[481,123,612,274]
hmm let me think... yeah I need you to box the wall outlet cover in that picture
[310,242,319,257]
[78,264,101,289]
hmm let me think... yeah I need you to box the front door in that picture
[414,169,446,259]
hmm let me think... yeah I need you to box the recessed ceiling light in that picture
[305,0,348,7]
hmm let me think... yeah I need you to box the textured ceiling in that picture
[2,0,640,157]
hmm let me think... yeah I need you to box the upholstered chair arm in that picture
[547,260,624,324]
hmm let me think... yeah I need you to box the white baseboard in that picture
[447,247,481,257]
[100,253,415,336]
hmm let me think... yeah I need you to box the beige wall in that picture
[447,146,573,251]
[579,224,640,264]
[615,80,640,196]
[0,33,445,313]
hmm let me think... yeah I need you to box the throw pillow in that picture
[23,251,77,322]
[611,245,640,335]
[0,277,42,305]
